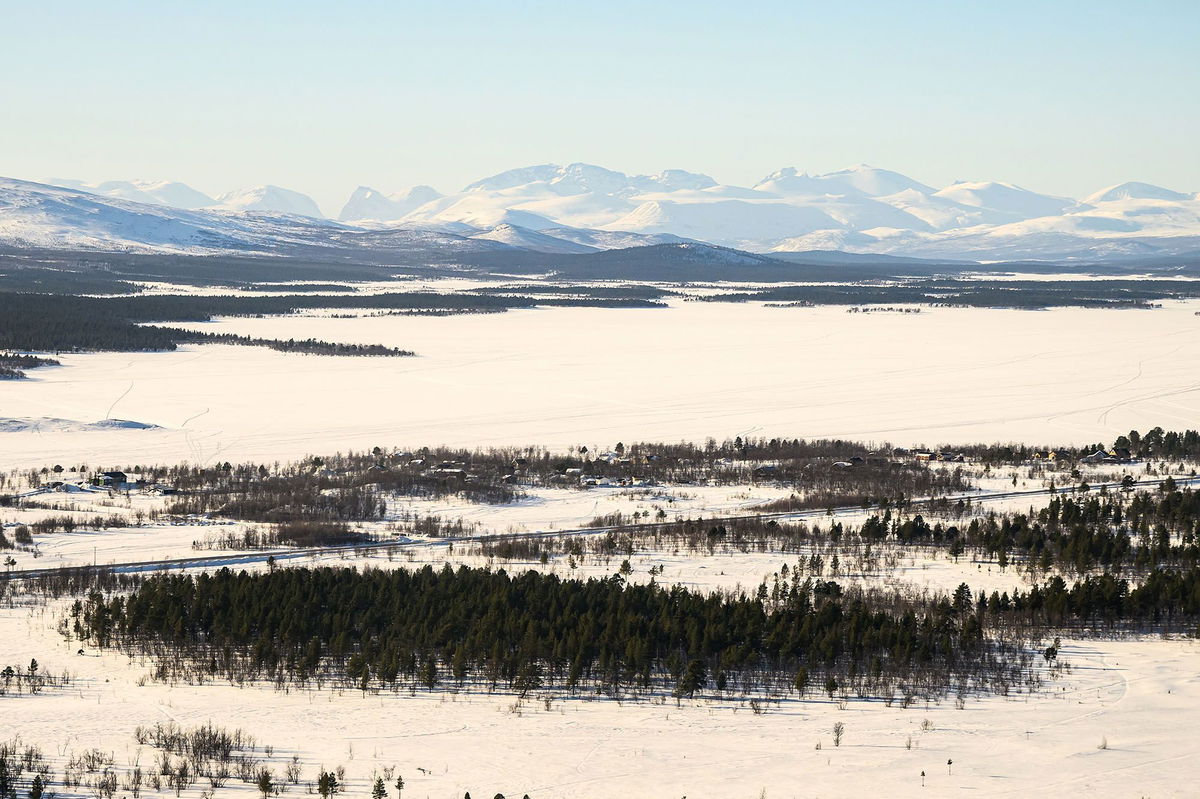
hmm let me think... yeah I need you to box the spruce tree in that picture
[317,771,339,799]
[256,770,273,798]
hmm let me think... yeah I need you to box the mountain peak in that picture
[213,185,324,218]
[1084,181,1192,204]
[338,185,442,222]
[934,181,1075,218]
[464,164,562,192]
[41,177,215,209]
[755,165,931,197]
[12,162,1200,262]
[758,166,802,183]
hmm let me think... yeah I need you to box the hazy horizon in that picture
[3,1,1197,215]
[14,159,1200,222]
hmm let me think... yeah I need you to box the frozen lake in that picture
[2,300,1198,469]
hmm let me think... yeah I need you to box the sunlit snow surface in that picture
[2,299,1199,470]
[4,296,1200,798]
[3,581,1198,798]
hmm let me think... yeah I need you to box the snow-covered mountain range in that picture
[9,164,1200,262]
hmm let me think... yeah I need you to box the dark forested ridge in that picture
[0,290,662,362]
[0,293,414,358]
[70,561,1200,704]
[0,352,60,378]
[73,564,1026,701]
[701,278,1200,309]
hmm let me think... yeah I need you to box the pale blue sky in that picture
[2,0,1197,214]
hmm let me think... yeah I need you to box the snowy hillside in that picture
[755,164,933,197]
[0,177,261,252]
[9,164,1200,261]
[44,178,325,218]
[338,185,443,222]
[45,178,215,209]
[0,177,355,255]
[360,162,1200,260]
[469,224,599,254]
[1084,181,1194,204]
[0,178,707,258]
[211,185,325,218]
[932,180,1077,219]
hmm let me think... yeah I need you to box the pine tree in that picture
[420,657,438,691]
[371,777,387,799]
[794,667,809,695]
[317,771,339,799]
[256,769,273,798]
[675,659,707,698]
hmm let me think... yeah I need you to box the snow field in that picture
[3,598,1197,799]
[3,300,1200,471]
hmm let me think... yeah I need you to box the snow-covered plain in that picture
[2,300,1199,472]
[3,575,1198,799]
[3,462,1198,799]
[4,292,1200,796]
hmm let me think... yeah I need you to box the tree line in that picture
[0,290,662,363]
[73,564,1039,703]
[702,278,1200,309]
[0,353,59,379]
[511,484,1200,580]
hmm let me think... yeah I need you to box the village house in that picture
[97,470,128,487]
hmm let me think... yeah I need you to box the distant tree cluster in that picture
[703,279,1200,309]
[550,484,1200,579]
[1111,427,1200,461]
[0,293,415,359]
[195,520,372,551]
[850,485,1200,576]
[0,290,665,361]
[0,721,321,799]
[195,333,412,358]
[0,353,59,379]
[111,437,971,527]
[74,564,1041,702]
[0,737,52,799]
[0,658,64,698]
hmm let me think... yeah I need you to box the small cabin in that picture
[98,471,128,486]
